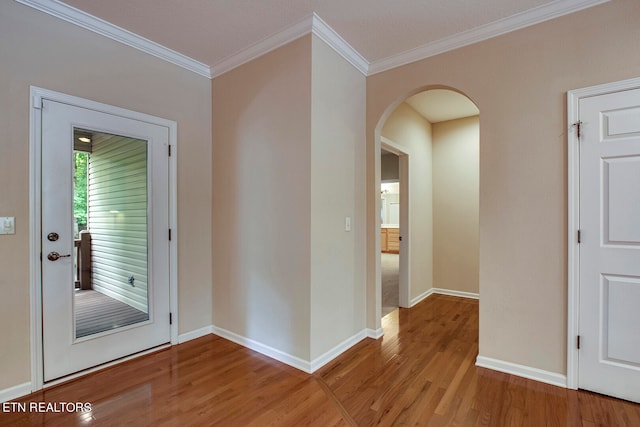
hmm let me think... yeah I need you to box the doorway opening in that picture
[380,149,401,317]
[372,87,480,329]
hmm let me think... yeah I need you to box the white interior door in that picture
[579,87,640,402]
[42,99,171,382]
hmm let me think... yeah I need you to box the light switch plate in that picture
[345,216,351,232]
[0,217,15,235]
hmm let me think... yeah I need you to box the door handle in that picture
[47,251,71,261]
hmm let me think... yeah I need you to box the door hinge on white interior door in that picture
[168,229,172,241]
[577,335,581,349]
[169,312,173,325]
[578,229,582,243]
[573,121,583,139]
[33,96,43,110]
[168,145,172,156]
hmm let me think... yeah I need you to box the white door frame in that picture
[380,136,411,309]
[29,86,179,391]
[567,76,640,390]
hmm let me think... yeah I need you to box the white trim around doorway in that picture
[28,86,179,393]
[566,76,640,390]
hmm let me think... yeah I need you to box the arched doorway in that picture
[371,86,480,332]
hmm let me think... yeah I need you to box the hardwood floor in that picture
[3,294,640,426]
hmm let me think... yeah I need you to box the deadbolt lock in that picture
[47,232,59,242]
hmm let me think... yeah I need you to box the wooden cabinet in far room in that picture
[381,228,388,252]
[381,227,399,254]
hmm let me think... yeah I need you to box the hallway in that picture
[381,253,399,317]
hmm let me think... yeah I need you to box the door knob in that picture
[47,251,71,261]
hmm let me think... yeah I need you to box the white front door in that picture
[579,87,640,402]
[41,99,171,382]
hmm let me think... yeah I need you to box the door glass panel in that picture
[73,128,149,339]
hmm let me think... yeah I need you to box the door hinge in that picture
[577,335,581,350]
[577,229,581,244]
[169,312,173,325]
[33,96,43,110]
[573,121,582,139]
[168,145,172,156]
[169,228,172,241]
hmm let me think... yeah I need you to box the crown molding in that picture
[211,15,313,78]
[14,0,212,78]
[15,0,368,80]
[15,0,609,79]
[211,13,369,78]
[368,0,610,75]
[311,13,369,75]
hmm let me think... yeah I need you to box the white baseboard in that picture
[410,288,479,307]
[432,288,480,300]
[177,325,213,344]
[0,382,32,403]
[212,326,370,374]
[212,326,312,373]
[476,355,567,388]
[310,330,367,372]
[410,288,434,307]
[366,328,384,339]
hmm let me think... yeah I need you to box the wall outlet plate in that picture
[0,217,15,235]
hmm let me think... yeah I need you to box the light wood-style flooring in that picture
[3,294,640,426]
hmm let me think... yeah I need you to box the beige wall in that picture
[0,1,212,391]
[432,116,479,294]
[367,0,640,374]
[212,35,367,362]
[212,36,313,360]
[310,36,366,359]
[382,103,433,303]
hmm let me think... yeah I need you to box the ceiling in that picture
[405,89,479,123]
[34,0,606,77]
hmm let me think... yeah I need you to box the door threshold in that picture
[43,343,171,389]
